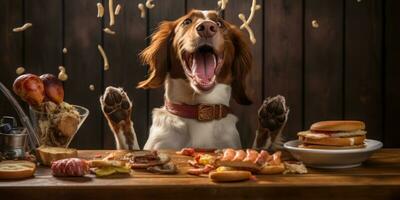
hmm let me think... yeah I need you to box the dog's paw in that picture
[258,95,288,132]
[100,86,132,124]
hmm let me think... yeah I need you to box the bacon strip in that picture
[243,149,259,163]
[232,150,246,161]
[187,165,214,176]
[221,148,236,161]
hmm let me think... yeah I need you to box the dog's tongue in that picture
[193,52,216,81]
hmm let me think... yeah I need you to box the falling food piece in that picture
[15,67,25,75]
[89,84,95,91]
[58,66,68,81]
[138,3,146,18]
[238,0,260,44]
[311,20,319,28]
[103,28,116,35]
[218,0,229,10]
[109,0,115,26]
[114,4,122,15]
[145,0,155,9]
[97,3,104,18]
[13,23,32,32]
[97,45,109,71]
[62,48,68,54]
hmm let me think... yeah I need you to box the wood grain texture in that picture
[0,0,23,122]
[345,0,383,141]
[225,0,263,147]
[265,0,304,140]
[186,0,219,11]
[0,149,399,200]
[384,0,400,147]
[103,0,148,149]
[304,0,344,128]
[64,0,103,149]
[24,0,62,75]
[146,0,185,132]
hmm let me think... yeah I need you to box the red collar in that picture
[164,100,230,121]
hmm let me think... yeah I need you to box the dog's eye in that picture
[216,21,223,28]
[183,18,192,26]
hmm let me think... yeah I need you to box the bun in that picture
[310,121,365,132]
[299,144,365,149]
[209,171,252,182]
[37,146,78,166]
[299,135,365,146]
[0,161,36,179]
[258,163,285,174]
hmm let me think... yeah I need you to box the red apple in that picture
[40,74,64,104]
[13,74,45,106]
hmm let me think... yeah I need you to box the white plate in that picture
[283,139,383,169]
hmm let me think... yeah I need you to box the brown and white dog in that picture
[100,10,289,150]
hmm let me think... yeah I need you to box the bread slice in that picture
[310,120,365,132]
[37,146,78,166]
[0,160,36,179]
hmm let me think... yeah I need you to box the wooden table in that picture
[1,149,400,200]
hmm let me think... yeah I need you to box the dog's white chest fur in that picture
[143,77,241,150]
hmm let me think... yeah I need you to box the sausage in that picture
[51,158,89,177]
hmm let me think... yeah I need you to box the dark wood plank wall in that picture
[0,0,399,149]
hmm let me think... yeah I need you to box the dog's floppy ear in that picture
[229,25,253,105]
[138,21,175,89]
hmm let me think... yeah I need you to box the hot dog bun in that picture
[0,160,36,179]
[209,170,252,182]
[258,163,285,175]
[310,120,365,132]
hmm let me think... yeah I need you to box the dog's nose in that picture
[196,21,217,38]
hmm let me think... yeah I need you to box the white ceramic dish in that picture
[284,139,383,169]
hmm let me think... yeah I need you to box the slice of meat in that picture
[243,149,259,163]
[255,150,270,166]
[221,148,235,161]
[187,164,214,176]
[232,150,246,162]
[176,148,195,156]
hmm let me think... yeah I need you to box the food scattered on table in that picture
[51,158,89,177]
[37,146,78,166]
[58,66,68,81]
[180,148,307,182]
[15,66,25,75]
[12,23,32,32]
[97,3,104,18]
[0,160,36,179]
[297,121,366,149]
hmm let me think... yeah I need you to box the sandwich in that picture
[298,120,366,149]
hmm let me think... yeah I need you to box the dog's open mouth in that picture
[183,45,223,91]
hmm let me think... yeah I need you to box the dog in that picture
[100,10,289,151]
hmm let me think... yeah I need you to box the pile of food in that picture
[13,73,82,147]
[177,148,307,182]
[297,121,366,149]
